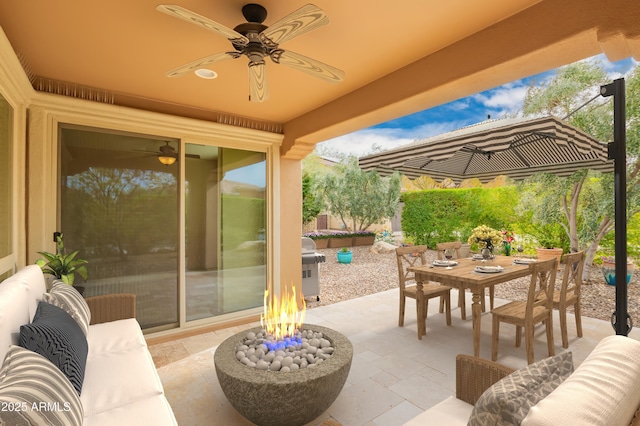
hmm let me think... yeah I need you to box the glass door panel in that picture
[0,94,12,276]
[185,144,266,321]
[60,127,179,330]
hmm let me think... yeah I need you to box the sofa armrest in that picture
[456,354,515,405]
[85,294,136,325]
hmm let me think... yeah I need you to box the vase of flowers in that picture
[502,230,515,256]
[468,225,503,256]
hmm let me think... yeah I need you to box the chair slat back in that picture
[436,241,462,260]
[395,245,428,290]
[560,251,585,303]
[526,258,557,319]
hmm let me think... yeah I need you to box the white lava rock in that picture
[269,360,281,371]
[282,357,294,367]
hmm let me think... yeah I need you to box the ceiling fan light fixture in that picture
[158,155,177,165]
[195,69,217,79]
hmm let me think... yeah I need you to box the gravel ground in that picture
[305,245,640,325]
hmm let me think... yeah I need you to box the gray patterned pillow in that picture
[42,281,91,336]
[19,301,88,395]
[0,345,83,426]
[468,351,574,426]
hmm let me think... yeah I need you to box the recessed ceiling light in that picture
[195,69,217,79]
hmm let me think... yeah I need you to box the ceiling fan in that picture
[133,142,200,165]
[157,3,345,102]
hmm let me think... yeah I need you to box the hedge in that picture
[401,187,518,249]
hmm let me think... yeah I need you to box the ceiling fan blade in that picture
[248,62,269,102]
[165,52,238,77]
[260,4,329,46]
[272,50,344,83]
[157,4,249,46]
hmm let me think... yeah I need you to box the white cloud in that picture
[317,121,466,157]
[472,84,529,117]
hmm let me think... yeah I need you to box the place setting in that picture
[433,248,458,269]
[473,265,504,274]
[512,258,537,265]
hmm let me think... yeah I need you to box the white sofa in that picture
[404,335,640,426]
[0,265,177,426]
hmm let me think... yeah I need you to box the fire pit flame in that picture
[260,284,306,342]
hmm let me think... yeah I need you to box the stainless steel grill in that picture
[302,237,325,301]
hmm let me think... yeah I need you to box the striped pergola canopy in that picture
[359,116,612,183]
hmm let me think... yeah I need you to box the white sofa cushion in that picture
[403,396,474,425]
[81,345,164,416]
[523,335,640,426]
[83,395,177,426]
[86,318,147,356]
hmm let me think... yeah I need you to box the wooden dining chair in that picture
[436,241,494,318]
[395,245,452,338]
[491,257,557,364]
[553,250,585,348]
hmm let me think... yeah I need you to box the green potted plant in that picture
[336,247,352,264]
[534,235,563,265]
[36,233,88,292]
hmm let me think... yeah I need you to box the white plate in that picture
[433,260,458,267]
[474,266,504,274]
[513,259,536,265]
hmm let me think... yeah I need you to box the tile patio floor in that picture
[149,288,640,425]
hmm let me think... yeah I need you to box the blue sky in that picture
[317,54,638,157]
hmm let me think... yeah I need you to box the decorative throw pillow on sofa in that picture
[42,281,91,336]
[19,301,88,395]
[0,345,83,426]
[468,351,574,426]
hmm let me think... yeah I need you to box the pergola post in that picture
[601,78,630,335]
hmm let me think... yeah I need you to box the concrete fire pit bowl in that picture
[215,324,353,426]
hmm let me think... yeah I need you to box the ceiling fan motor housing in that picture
[241,3,268,23]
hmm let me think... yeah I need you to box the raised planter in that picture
[352,235,375,246]
[328,236,352,248]
[313,239,329,249]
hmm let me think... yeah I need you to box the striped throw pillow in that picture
[0,345,83,426]
[42,281,91,336]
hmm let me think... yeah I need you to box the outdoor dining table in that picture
[409,255,537,356]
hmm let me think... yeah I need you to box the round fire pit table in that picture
[215,324,353,426]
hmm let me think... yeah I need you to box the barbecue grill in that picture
[302,237,325,301]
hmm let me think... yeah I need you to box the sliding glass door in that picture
[184,144,266,321]
[0,94,12,281]
[59,125,267,330]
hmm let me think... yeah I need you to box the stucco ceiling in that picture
[0,1,539,120]
[0,1,639,157]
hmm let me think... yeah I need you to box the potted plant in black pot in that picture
[36,233,88,294]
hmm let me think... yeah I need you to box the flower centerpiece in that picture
[468,225,503,254]
[502,230,515,256]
